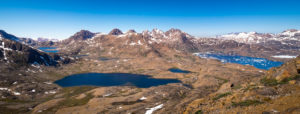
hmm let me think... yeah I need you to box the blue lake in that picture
[38,47,59,53]
[195,53,283,70]
[54,73,181,88]
[169,68,191,73]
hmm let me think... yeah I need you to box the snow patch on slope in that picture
[145,104,163,114]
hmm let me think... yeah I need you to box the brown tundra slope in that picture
[30,29,297,114]
[0,29,299,114]
[184,56,300,114]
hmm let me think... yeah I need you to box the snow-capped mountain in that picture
[279,29,300,37]
[219,32,273,44]
[4,28,297,62]
[219,29,300,44]
[37,38,59,42]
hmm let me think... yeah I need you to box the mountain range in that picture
[0,28,300,114]
[47,28,300,61]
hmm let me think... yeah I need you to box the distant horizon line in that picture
[1,28,299,40]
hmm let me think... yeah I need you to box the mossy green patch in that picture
[213,92,231,100]
[62,86,96,98]
[261,75,300,86]
[42,87,95,113]
[195,110,203,114]
[232,100,263,107]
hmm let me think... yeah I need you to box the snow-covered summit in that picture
[218,29,300,44]
[279,29,300,37]
[219,32,272,43]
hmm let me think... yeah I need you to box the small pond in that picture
[168,68,191,73]
[54,73,181,88]
[38,47,59,53]
[195,53,283,70]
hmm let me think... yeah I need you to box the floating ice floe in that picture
[145,104,164,114]
[194,53,283,70]
[271,55,297,59]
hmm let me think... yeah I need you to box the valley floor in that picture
[1,52,299,114]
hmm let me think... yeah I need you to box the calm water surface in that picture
[38,47,59,53]
[55,73,181,88]
[195,53,283,70]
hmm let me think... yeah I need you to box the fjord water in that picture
[195,53,283,70]
[54,73,181,88]
[38,47,59,53]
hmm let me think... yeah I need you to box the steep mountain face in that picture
[0,31,58,67]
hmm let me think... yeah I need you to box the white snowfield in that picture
[139,96,147,100]
[0,87,10,91]
[13,91,21,95]
[271,55,297,59]
[219,29,300,44]
[145,104,163,114]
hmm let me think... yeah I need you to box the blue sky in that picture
[0,0,300,39]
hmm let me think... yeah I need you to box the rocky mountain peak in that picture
[69,30,95,40]
[127,29,136,33]
[165,28,184,36]
[109,28,123,35]
[166,28,182,33]
[151,28,164,34]
[284,29,298,32]
[150,29,165,38]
